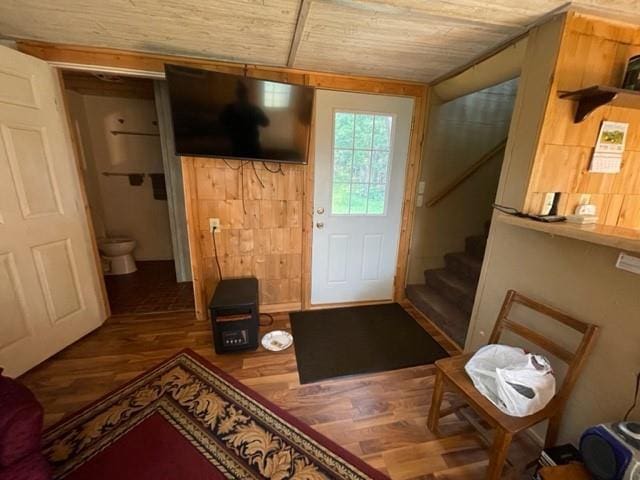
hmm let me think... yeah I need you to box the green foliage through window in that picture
[331,112,392,215]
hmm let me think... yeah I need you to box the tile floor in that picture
[104,260,195,315]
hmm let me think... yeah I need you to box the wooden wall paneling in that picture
[62,71,154,98]
[189,158,305,313]
[524,13,640,230]
[604,194,625,225]
[181,157,207,320]
[305,73,424,97]
[613,151,640,193]
[16,41,425,97]
[25,41,429,312]
[618,195,640,228]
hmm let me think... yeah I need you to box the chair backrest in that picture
[489,289,600,407]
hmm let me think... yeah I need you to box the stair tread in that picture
[425,268,476,295]
[406,284,469,347]
[445,251,482,271]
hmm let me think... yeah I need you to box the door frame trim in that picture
[55,69,111,318]
[19,42,429,316]
[304,90,429,309]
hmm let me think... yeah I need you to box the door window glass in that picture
[331,111,393,215]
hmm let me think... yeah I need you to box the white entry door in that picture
[0,46,106,376]
[311,90,414,305]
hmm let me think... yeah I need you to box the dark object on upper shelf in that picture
[558,85,640,123]
[622,55,640,91]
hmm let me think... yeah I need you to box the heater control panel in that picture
[221,329,249,347]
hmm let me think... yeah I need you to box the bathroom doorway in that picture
[62,71,194,315]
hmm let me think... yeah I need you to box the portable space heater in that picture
[580,422,640,480]
[209,277,259,354]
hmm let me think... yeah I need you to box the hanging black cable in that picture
[624,371,640,421]
[251,161,265,188]
[259,312,274,327]
[223,159,247,170]
[262,161,283,174]
[240,161,247,214]
[211,229,223,281]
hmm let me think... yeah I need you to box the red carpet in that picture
[43,350,388,480]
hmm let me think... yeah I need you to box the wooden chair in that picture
[427,289,599,480]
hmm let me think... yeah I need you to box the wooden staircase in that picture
[406,230,488,347]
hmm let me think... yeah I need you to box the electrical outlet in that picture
[209,218,220,232]
[616,252,640,275]
[579,194,591,205]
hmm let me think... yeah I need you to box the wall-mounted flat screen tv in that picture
[165,64,314,163]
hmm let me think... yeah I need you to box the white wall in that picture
[470,220,640,442]
[467,16,640,444]
[66,90,107,239]
[408,79,517,283]
[70,93,173,261]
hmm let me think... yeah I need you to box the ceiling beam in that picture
[287,0,312,67]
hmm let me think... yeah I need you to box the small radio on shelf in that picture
[580,422,640,480]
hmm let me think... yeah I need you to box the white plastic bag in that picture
[464,344,556,417]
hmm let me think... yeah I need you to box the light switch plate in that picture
[418,180,426,194]
[616,252,640,275]
[416,194,424,207]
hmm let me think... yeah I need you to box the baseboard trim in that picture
[261,302,301,313]
[307,299,394,310]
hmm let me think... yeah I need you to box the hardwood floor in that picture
[20,303,539,479]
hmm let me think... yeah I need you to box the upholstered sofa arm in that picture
[0,369,50,480]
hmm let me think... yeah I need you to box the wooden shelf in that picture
[495,212,640,253]
[558,85,640,123]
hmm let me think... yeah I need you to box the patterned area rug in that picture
[43,350,387,480]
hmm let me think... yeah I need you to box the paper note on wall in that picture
[589,121,628,173]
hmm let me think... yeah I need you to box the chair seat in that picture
[428,290,599,480]
[435,354,556,435]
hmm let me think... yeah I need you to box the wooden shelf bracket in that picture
[571,91,616,122]
[559,85,640,123]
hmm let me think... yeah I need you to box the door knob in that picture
[316,222,324,229]
[316,207,325,214]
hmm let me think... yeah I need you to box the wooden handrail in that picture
[424,138,507,207]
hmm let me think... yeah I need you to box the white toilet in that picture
[98,237,137,275]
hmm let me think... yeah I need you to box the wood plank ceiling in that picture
[1,0,640,82]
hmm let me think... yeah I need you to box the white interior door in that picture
[311,90,414,305]
[0,46,107,376]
